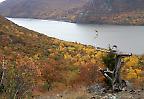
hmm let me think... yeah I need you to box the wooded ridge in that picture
[0,0,144,25]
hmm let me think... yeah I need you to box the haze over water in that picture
[8,18,144,55]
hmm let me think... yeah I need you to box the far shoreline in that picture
[6,16,144,26]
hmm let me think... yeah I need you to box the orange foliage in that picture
[78,63,104,86]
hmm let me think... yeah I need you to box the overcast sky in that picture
[0,0,5,3]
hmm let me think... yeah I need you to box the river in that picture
[8,18,144,55]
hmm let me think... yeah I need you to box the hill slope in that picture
[0,15,106,97]
[0,0,88,22]
[77,0,144,25]
[0,0,144,24]
[0,16,144,98]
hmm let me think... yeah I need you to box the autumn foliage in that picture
[0,16,144,97]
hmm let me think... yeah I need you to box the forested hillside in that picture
[0,0,88,22]
[77,0,144,25]
[0,16,144,98]
[0,15,106,98]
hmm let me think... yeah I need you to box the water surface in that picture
[8,18,144,55]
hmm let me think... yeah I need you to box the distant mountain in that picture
[77,0,144,25]
[0,0,144,25]
[0,0,88,21]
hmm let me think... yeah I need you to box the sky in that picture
[0,0,5,3]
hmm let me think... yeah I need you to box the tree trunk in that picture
[101,50,132,92]
[112,56,123,91]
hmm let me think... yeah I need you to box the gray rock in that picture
[87,84,106,94]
